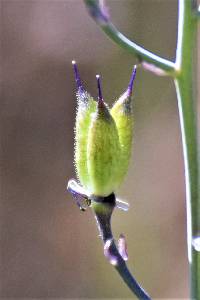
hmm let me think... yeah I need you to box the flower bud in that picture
[87,75,121,196]
[72,62,137,197]
[72,61,96,190]
[111,66,136,187]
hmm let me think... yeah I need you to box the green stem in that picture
[96,23,175,74]
[174,1,200,298]
[84,0,175,75]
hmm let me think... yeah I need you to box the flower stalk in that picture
[68,59,153,299]
[82,0,200,299]
[67,179,151,299]
[93,194,151,300]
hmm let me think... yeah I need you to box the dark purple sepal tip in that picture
[127,65,137,97]
[96,74,104,109]
[72,60,84,93]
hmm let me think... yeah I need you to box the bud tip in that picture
[72,60,83,91]
[128,65,137,97]
[96,74,104,107]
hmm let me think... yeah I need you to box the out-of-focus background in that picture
[1,0,199,298]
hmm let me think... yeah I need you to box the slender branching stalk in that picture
[68,180,152,298]
[92,194,151,300]
[83,0,200,299]
[84,0,176,75]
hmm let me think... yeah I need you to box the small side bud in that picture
[104,239,118,266]
[118,234,128,261]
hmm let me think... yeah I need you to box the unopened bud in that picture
[72,63,137,197]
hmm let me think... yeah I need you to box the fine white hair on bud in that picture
[72,61,97,190]
[72,62,137,197]
[110,66,137,187]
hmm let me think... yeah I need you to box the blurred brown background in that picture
[1,0,199,298]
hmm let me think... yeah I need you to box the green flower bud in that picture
[72,61,96,190]
[72,62,137,197]
[111,66,137,187]
[87,75,121,196]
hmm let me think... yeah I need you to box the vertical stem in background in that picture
[175,0,200,298]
